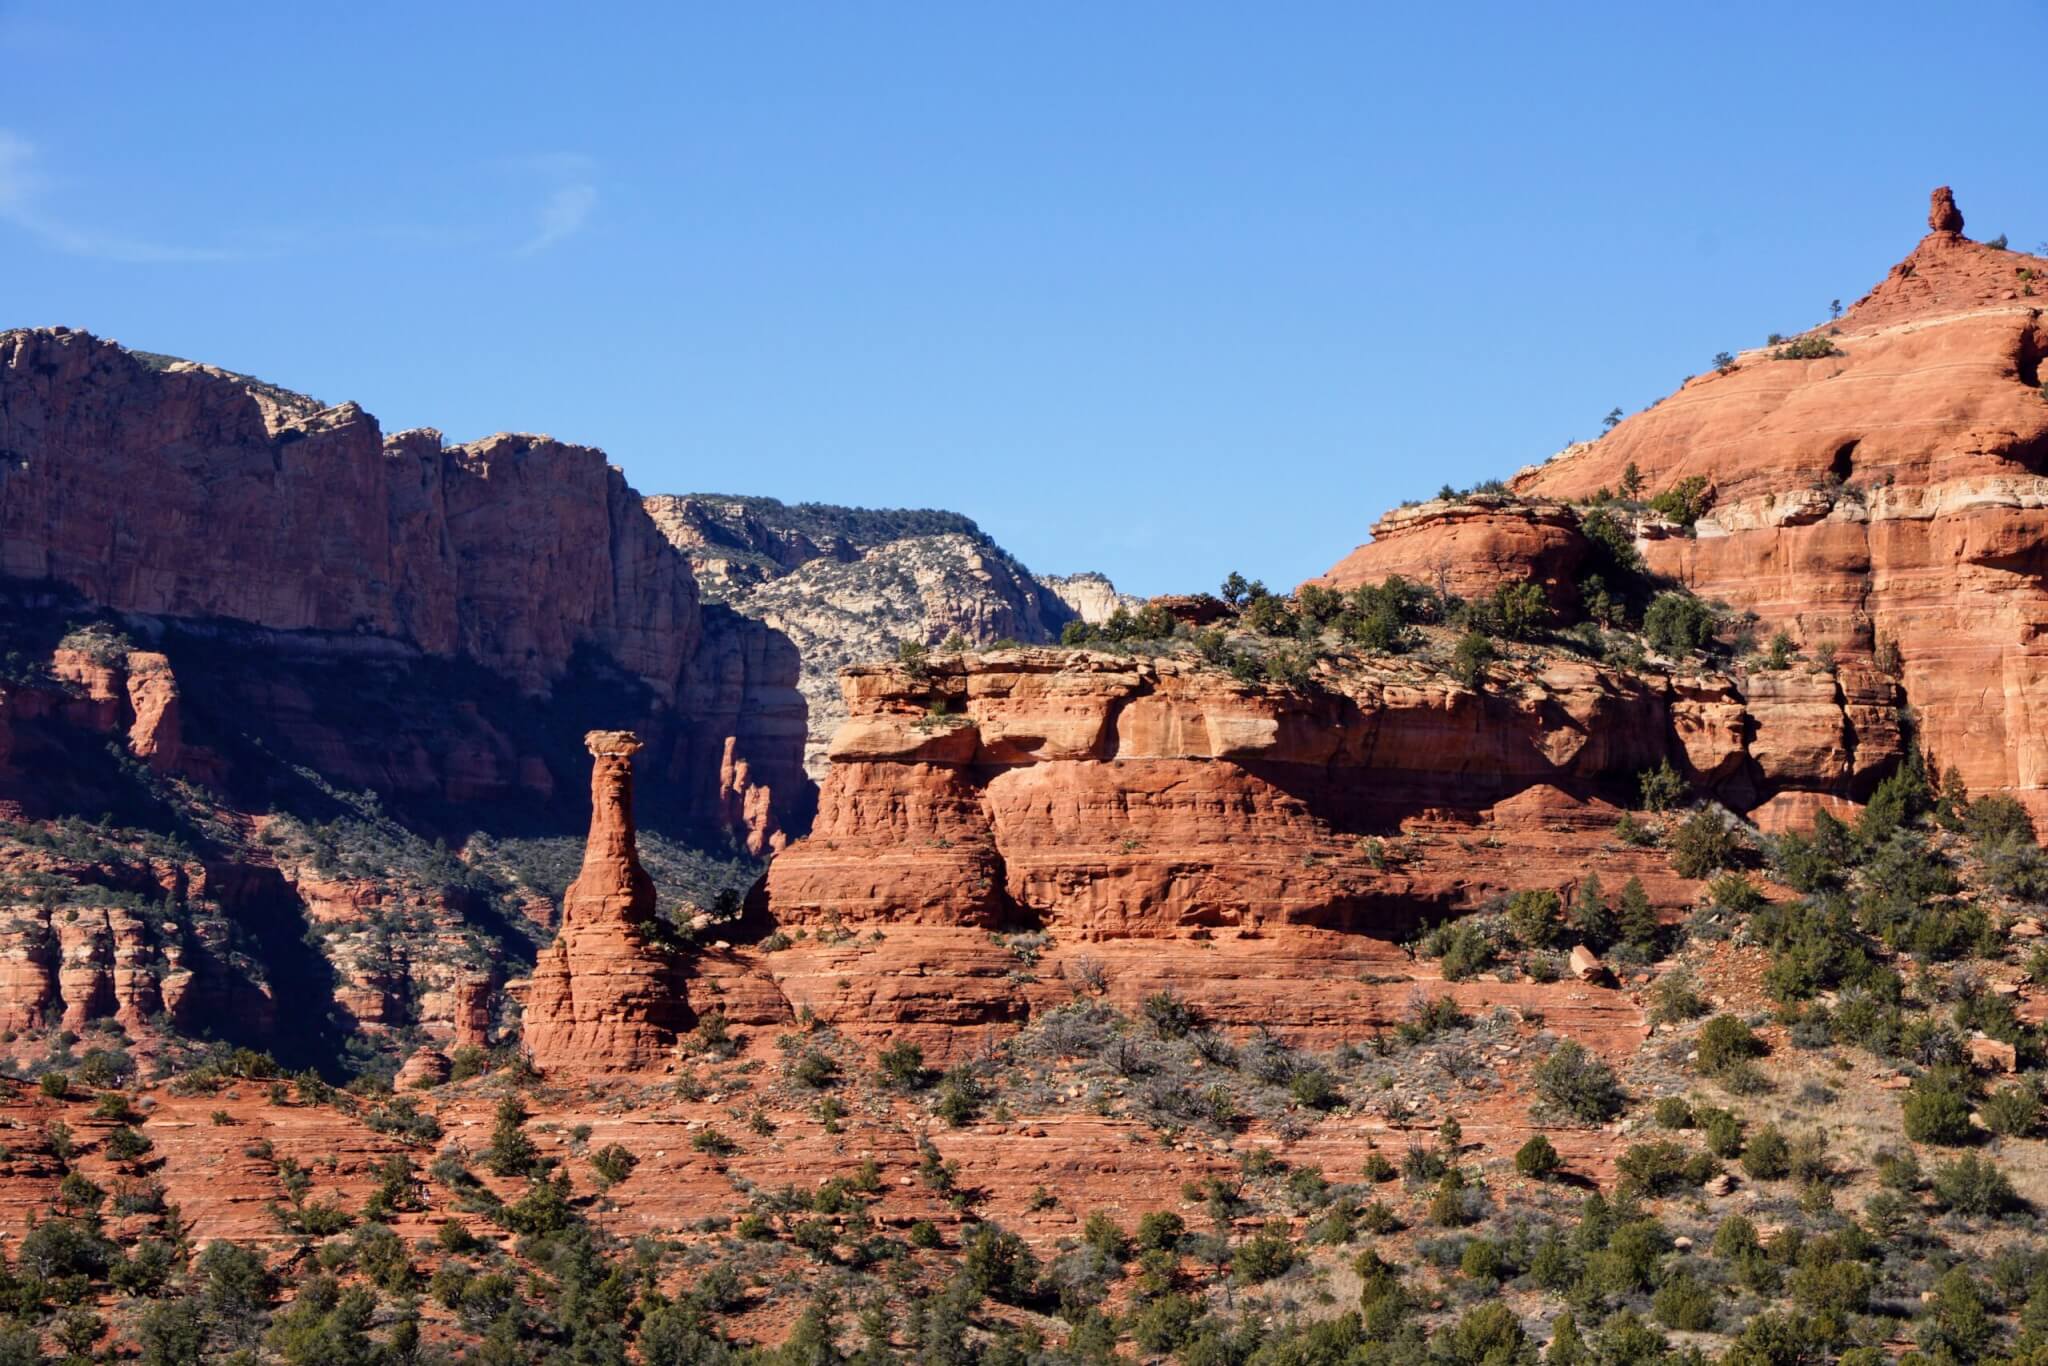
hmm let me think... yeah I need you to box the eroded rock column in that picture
[523,730,690,1074]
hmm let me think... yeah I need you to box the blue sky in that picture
[4,3,2044,596]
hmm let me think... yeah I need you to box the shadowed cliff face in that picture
[0,332,814,1078]
[0,327,813,855]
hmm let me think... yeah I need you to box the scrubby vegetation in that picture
[1048,485,1738,720]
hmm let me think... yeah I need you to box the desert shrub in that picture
[1982,1081,2041,1137]
[1918,1268,1996,1363]
[1448,632,1495,689]
[1427,1169,1484,1228]
[1427,921,1497,981]
[1649,476,1712,528]
[1134,1210,1185,1253]
[1708,872,1765,916]
[1653,1096,1694,1129]
[589,1143,638,1186]
[789,1050,839,1089]
[1965,794,2036,846]
[687,1012,739,1060]
[1771,810,1855,892]
[875,1041,932,1090]
[1142,990,1200,1039]
[1772,334,1840,361]
[1129,1293,1206,1354]
[1654,1271,1717,1331]
[58,1171,104,1213]
[1875,1148,1922,1191]
[1617,1140,1712,1195]
[91,1091,136,1121]
[1289,1067,1340,1110]
[1859,762,1932,846]
[1931,1154,2018,1217]
[1515,1134,1562,1180]
[936,1066,987,1127]
[484,1096,540,1177]
[1741,1124,1791,1180]
[1615,812,1658,846]
[1903,1066,1976,1146]
[1432,1302,1530,1366]
[1505,889,1561,948]
[1985,840,2048,902]
[1616,877,1659,951]
[1695,1015,1763,1076]
[1228,1220,1294,1286]
[1643,593,1717,655]
[690,1127,738,1158]
[1571,875,1616,949]
[1532,1042,1624,1122]
[105,1125,153,1162]
[17,1218,114,1281]
[1638,761,1685,813]
[1648,971,1707,1024]
[1670,808,1738,878]
[1699,1106,1745,1157]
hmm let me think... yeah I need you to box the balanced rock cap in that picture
[585,729,643,758]
[1928,185,1963,235]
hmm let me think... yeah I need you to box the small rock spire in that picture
[1929,186,1964,236]
[522,728,689,1075]
[564,730,656,927]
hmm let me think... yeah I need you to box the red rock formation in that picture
[1506,189,2048,817]
[524,731,691,1075]
[760,649,1729,1056]
[1305,497,1589,608]
[1930,184,1964,235]
[0,329,807,852]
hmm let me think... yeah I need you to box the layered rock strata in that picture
[1498,191,2048,817]
[756,648,1790,1055]
[0,329,808,852]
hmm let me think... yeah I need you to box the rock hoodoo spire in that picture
[1928,185,1964,235]
[522,730,691,1075]
[564,730,657,928]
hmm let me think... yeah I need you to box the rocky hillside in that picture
[1508,186,2048,826]
[646,493,1132,774]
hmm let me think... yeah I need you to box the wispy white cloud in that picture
[0,129,600,264]
[504,152,598,256]
[516,182,598,256]
[0,128,244,264]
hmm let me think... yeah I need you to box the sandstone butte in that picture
[1311,188,2048,822]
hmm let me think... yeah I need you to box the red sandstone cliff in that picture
[1501,190,2048,818]
[0,328,808,853]
[756,647,1741,1057]
[1299,191,2048,820]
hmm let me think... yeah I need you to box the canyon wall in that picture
[0,327,808,852]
